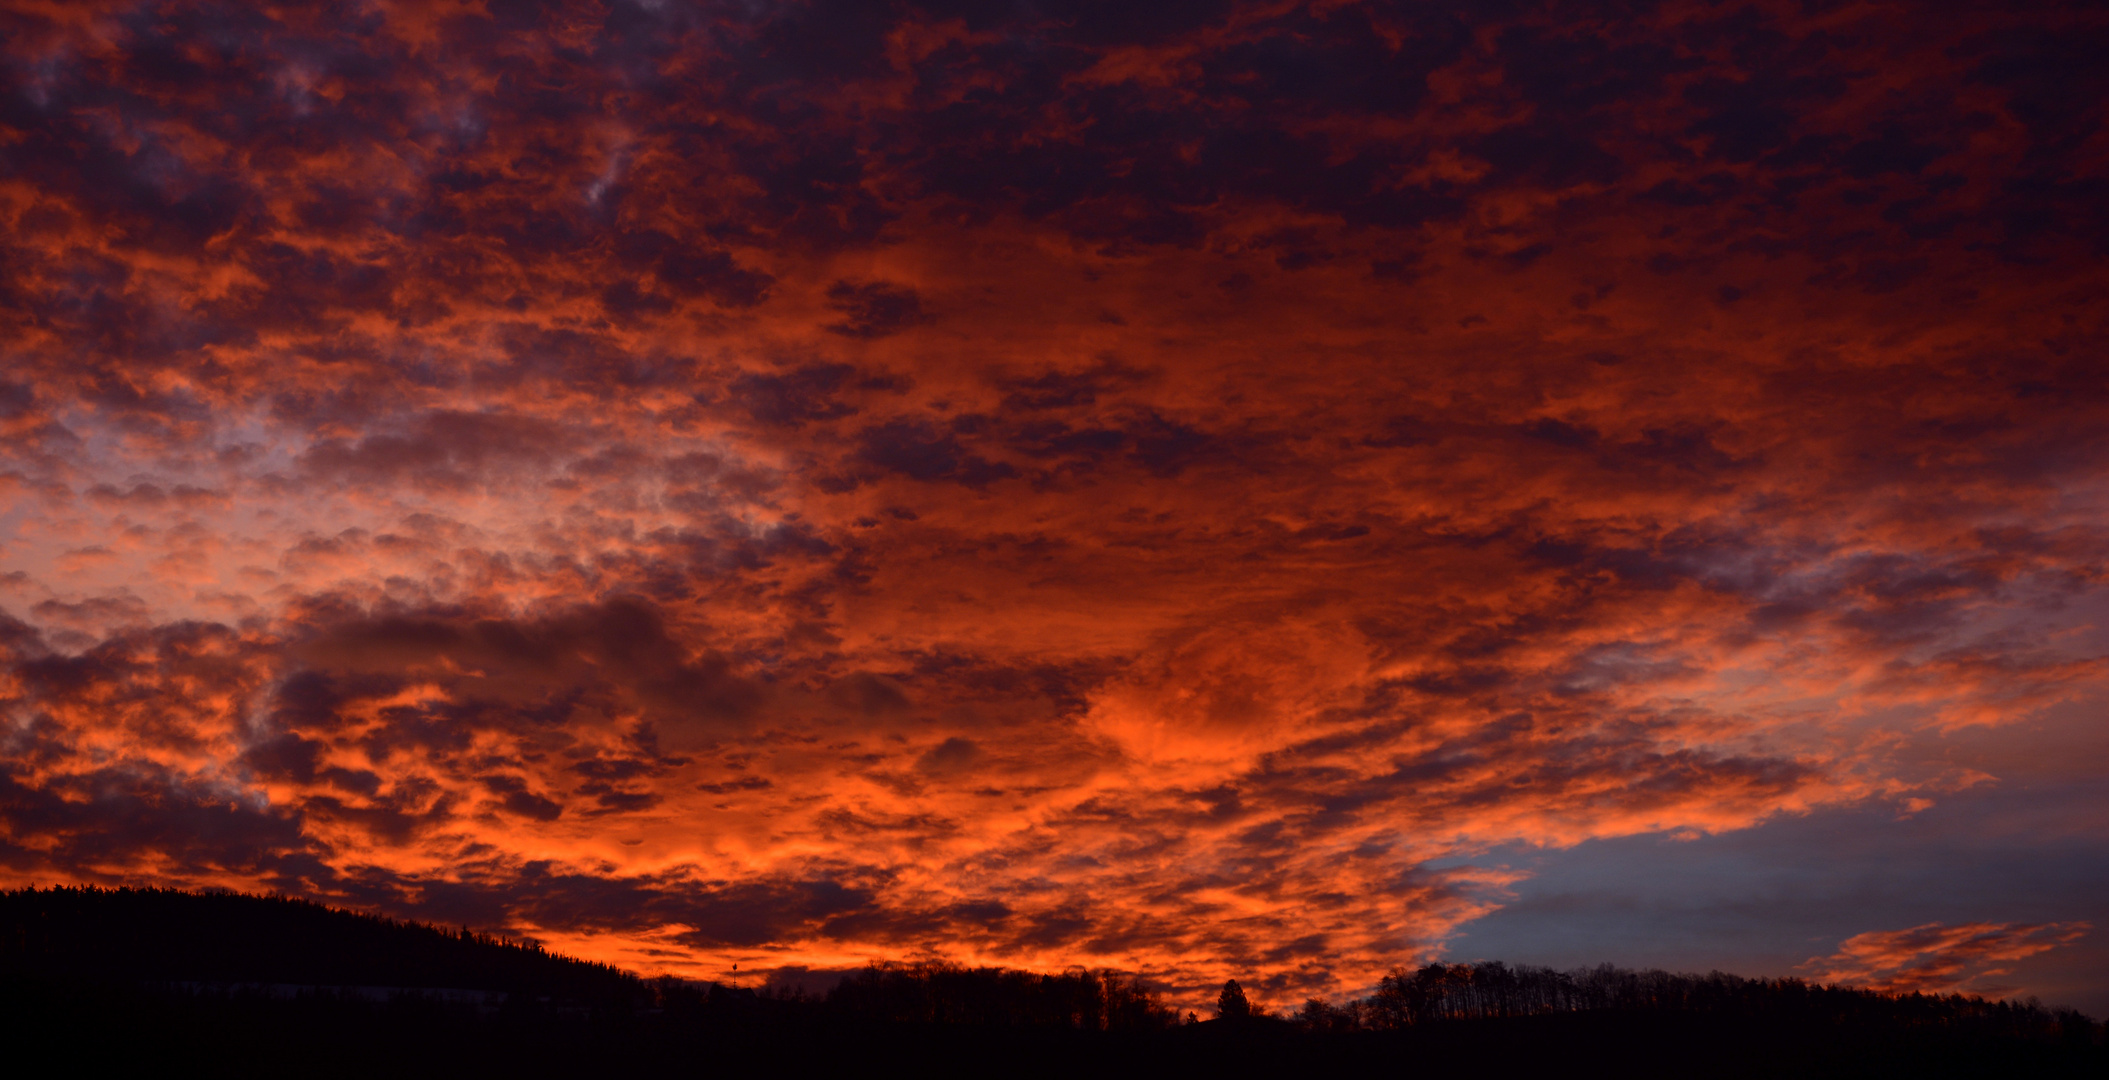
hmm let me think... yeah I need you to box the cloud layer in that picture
[2,0,2105,1004]
[1803,922,2093,997]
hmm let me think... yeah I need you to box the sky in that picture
[1,0,2106,1014]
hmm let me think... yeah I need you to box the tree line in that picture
[3,884,2101,1077]
[5,884,2100,1047]
[1286,961,2100,1046]
[813,961,1179,1029]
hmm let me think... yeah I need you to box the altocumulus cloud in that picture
[0,0,2105,1006]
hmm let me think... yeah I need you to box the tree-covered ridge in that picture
[822,961,1177,1029]
[0,886,643,1002]
[1290,961,2099,1044]
[3,884,2103,1080]
[4,884,2100,1046]
[1,886,2104,1077]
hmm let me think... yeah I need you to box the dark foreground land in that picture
[3,887,2103,1078]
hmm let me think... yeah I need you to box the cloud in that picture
[297,411,578,490]
[0,0,2103,1009]
[823,281,931,340]
[1802,921,2092,996]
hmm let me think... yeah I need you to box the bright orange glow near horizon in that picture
[2,0,2105,1012]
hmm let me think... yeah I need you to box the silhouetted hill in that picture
[0,886,643,1003]
[2,886,2102,1079]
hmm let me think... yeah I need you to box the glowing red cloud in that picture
[1803,922,2092,997]
[1,0,2105,1008]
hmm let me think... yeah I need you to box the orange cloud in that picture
[0,0,2104,1009]
[1802,922,2092,997]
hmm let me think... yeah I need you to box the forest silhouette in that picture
[2,886,2101,1078]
